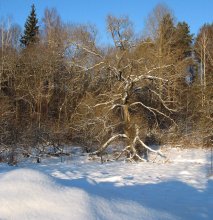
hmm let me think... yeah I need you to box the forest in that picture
[0,4,212,165]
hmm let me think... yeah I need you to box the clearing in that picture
[0,147,212,220]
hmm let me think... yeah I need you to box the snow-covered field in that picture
[0,147,212,220]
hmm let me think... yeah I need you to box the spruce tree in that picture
[20,4,39,47]
[175,22,193,59]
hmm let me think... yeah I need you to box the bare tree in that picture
[66,15,180,162]
[194,24,213,143]
[107,15,134,50]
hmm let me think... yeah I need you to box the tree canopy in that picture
[20,4,39,47]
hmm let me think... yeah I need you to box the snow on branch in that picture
[133,65,173,83]
[134,125,165,158]
[73,61,105,72]
[130,102,177,127]
[91,134,129,155]
[73,43,103,59]
[137,138,164,157]
[148,89,178,113]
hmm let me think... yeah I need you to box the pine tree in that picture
[20,4,39,47]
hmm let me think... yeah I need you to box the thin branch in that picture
[133,65,173,83]
[149,89,178,112]
[130,102,177,127]
[115,145,131,160]
[73,43,103,59]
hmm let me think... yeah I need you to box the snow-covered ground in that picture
[0,147,212,220]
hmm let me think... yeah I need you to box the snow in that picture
[0,147,212,220]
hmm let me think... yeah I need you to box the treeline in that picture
[0,4,212,164]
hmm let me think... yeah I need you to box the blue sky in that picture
[0,0,213,44]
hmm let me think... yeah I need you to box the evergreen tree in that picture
[20,4,39,47]
[175,22,193,59]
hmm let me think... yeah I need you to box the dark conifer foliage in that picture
[20,4,39,47]
[175,22,193,58]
